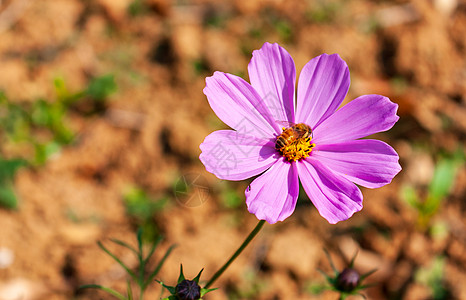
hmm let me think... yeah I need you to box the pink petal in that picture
[313,94,399,144]
[312,140,402,188]
[200,130,279,180]
[248,42,296,123]
[297,158,362,224]
[204,72,280,139]
[246,160,299,224]
[296,54,350,129]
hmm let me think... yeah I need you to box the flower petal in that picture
[248,42,296,123]
[312,139,402,188]
[200,130,279,180]
[204,71,280,139]
[296,54,350,129]
[297,158,362,224]
[246,160,299,224]
[313,94,399,144]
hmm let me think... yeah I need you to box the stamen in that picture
[280,139,315,161]
[275,123,315,162]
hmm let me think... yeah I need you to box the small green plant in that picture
[260,8,293,42]
[0,74,116,165]
[402,152,464,230]
[86,74,118,101]
[415,256,450,300]
[219,183,243,209]
[0,156,27,209]
[191,59,210,77]
[80,228,176,300]
[123,186,168,242]
[305,281,328,296]
[0,75,116,208]
[305,0,342,24]
[272,19,292,42]
[128,0,149,17]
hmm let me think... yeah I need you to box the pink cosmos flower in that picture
[199,42,401,224]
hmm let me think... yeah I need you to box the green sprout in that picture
[219,183,243,209]
[86,74,118,101]
[80,228,175,300]
[0,157,27,209]
[0,75,116,208]
[123,186,168,242]
[402,152,464,230]
[0,74,117,165]
[305,0,342,24]
[128,0,149,17]
[415,256,450,300]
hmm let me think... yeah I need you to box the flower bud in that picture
[175,279,201,300]
[336,268,360,292]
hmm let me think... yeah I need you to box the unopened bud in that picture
[175,279,201,300]
[336,268,360,292]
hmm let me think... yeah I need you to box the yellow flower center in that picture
[275,123,315,162]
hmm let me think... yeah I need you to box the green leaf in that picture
[221,188,242,208]
[0,90,7,103]
[110,238,139,257]
[0,103,30,141]
[34,142,61,166]
[317,268,335,285]
[193,268,204,284]
[97,241,138,282]
[359,269,377,282]
[0,157,27,181]
[348,251,358,268]
[126,280,133,300]
[177,264,186,283]
[200,287,218,297]
[305,282,328,295]
[430,221,449,241]
[0,183,19,209]
[156,280,177,295]
[427,158,459,205]
[86,74,117,100]
[128,0,148,16]
[137,227,143,256]
[415,256,447,299]
[54,77,70,101]
[79,284,128,300]
[143,244,176,289]
[274,20,292,41]
[123,187,167,221]
[31,99,52,126]
[143,235,163,264]
[401,185,420,209]
[323,248,338,274]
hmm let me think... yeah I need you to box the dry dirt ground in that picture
[1,0,466,299]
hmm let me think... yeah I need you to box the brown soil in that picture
[1,0,466,299]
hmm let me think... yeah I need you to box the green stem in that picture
[204,220,266,289]
[138,242,144,300]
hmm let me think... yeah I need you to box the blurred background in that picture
[0,0,465,299]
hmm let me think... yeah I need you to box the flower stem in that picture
[204,220,266,289]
